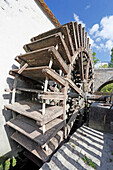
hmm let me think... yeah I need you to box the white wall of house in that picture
[0,0,55,157]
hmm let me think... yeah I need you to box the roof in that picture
[35,0,61,27]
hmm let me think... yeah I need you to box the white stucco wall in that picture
[0,0,55,157]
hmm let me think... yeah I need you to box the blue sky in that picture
[45,0,113,62]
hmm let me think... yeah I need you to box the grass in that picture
[0,157,17,170]
[12,157,17,167]
[69,142,75,149]
[5,158,10,170]
[82,155,96,169]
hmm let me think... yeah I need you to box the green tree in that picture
[109,48,113,68]
[92,52,100,65]
[101,83,113,93]
[99,64,108,68]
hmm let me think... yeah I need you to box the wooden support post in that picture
[42,57,53,150]
[11,75,18,119]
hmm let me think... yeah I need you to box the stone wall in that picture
[94,68,113,91]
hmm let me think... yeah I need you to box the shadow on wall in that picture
[1,64,30,159]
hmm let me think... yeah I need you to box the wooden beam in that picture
[48,47,69,74]
[62,25,75,56]
[78,52,84,81]
[65,78,83,96]
[74,22,80,48]
[57,33,72,63]
[40,94,64,100]
[85,59,90,80]
[78,24,83,47]
[42,68,66,86]
[17,63,28,74]
[87,38,89,52]
[85,32,88,50]
[67,22,78,51]
[7,116,64,146]
[88,79,94,90]
[82,27,85,48]
[24,33,71,63]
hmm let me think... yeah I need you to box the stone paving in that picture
[40,125,113,170]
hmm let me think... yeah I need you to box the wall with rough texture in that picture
[94,68,113,91]
[0,0,55,158]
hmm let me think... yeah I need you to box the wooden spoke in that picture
[78,24,83,47]
[74,22,80,48]
[85,59,90,80]
[87,37,89,52]
[62,25,75,56]
[82,27,85,48]
[78,52,84,81]
[85,32,88,50]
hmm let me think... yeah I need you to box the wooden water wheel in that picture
[5,21,94,164]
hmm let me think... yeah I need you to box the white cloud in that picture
[89,24,99,35]
[85,5,90,10]
[73,13,113,53]
[105,40,113,50]
[73,13,85,27]
[96,15,113,41]
[95,37,101,42]
[89,15,113,52]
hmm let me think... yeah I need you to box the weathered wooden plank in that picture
[66,108,79,135]
[78,52,84,81]
[56,33,72,63]
[49,47,69,74]
[40,94,64,100]
[62,25,75,56]
[31,26,63,41]
[16,47,55,67]
[85,60,90,80]
[65,78,83,96]
[11,130,63,162]
[16,88,42,93]
[17,47,69,74]
[9,66,66,86]
[87,38,89,51]
[5,100,63,126]
[85,32,88,50]
[66,22,78,51]
[82,27,85,48]
[42,68,66,86]
[7,116,64,146]
[78,24,83,47]
[43,91,64,95]
[31,25,74,57]
[74,22,80,48]
[88,79,94,90]
[24,33,71,63]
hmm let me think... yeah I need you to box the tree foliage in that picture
[108,48,113,68]
[101,83,113,93]
[92,52,100,65]
[99,64,108,68]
